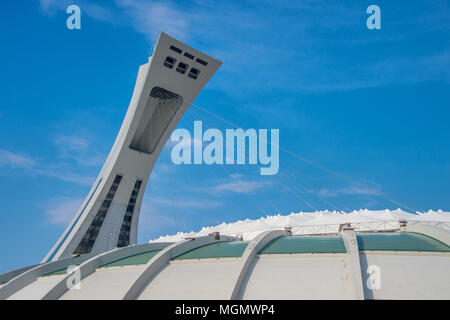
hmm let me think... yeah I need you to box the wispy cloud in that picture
[115,0,189,40]
[0,147,95,186]
[41,197,84,225]
[38,0,117,23]
[38,0,450,93]
[212,174,272,194]
[38,0,189,40]
[318,186,381,198]
[0,149,36,169]
[35,167,95,186]
[139,203,177,230]
[366,50,450,85]
[54,135,91,152]
[53,134,106,167]
[149,195,222,209]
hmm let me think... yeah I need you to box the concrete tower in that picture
[43,33,222,262]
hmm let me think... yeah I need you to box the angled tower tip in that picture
[43,35,222,263]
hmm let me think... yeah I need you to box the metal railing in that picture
[286,220,450,236]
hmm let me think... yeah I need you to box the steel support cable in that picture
[280,163,353,211]
[181,103,271,226]
[190,118,319,214]
[175,104,210,229]
[191,103,417,212]
[188,105,343,211]
[280,168,345,212]
[186,106,346,212]
[155,99,201,234]
[186,108,272,218]
[181,105,350,211]
[187,104,279,217]
[187,105,328,213]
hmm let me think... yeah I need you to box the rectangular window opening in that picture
[176,62,188,74]
[117,180,142,248]
[73,175,123,255]
[188,67,200,80]
[196,58,208,66]
[170,45,182,54]
[184,52,194,60]
[164,56,176,69]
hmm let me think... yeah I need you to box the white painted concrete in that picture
[360,252,450,299]
[42,243,170,300]
[0,264,38,285]
[0,253,94,300]
[8,275,65,300]
[124,235,235,300]
[340,230,364,299]
[139,259,242,300]
[229,229,288,300]
[242,254,356,299]
[61,265,146,300]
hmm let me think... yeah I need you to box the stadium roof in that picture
[1,210,449,300]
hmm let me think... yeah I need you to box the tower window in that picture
[164,56,176,69]
[184,52,194,60]
[188,67,200,80]
[73,175,122,255]
[176,62,188,74]
[117,180,142,248]
[169,45,182,54]
[196,58,208,66]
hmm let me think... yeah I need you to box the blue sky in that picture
[0,0,449,272]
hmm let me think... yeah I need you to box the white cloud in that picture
[0,149,36,169]
[35,168,95,186]
[38,0,189,41]
[38,0,73,16]
[149,195,222,209]
[41,197,84,225]
[54,135,91,153]
[38,0,449,92]
[0,147,95,186]
[53,134,106,167]
[212,175,272,194]
[318,186,381,198]
[116,0,189,40]
[139,198,176,230]
[38,0,116,23]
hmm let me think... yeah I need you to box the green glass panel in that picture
[100,250,162,268]
[357,232,450,252]
[259,236,347,254]
[42,268,69,277]
[174,241,249,260]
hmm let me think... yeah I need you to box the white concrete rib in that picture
[340,230,365,300]
[229,229,289,300]
[41,242,171,300]
[0,254,95,300]
[0,264,39,285]
[123,235,236,300]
